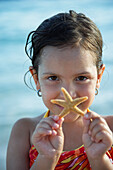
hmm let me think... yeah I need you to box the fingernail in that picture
[91,137,94,141]
[52,130,57,136]
[61,117,64,121]
[53,123,59,128]
[84,113,89,118]
[57,117,64,126]
[53,115,59,121]
[88,130,91,135]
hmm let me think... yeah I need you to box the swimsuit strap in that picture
[44,110,50,118]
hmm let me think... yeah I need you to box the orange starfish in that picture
[51,87,88,118]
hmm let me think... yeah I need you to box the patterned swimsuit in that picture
[29,110,113,169]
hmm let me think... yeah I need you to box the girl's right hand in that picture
[31,115,64,158]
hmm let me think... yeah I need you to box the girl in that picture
[7,10,113,170]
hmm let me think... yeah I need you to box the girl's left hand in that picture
[82,111,113,160]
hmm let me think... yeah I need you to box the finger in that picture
[89,117,111,136]
[90,124,104,140]
[33,126,58,138]
[33,117,59,139]
[48,115,63,128]
[84,110,100,121]
[37,127,53,136]
[38,116,64,136]
[41,121,59,130]
[84,111,100,134]
[39,117,60,130]
[39,122,53,131]
[93,130,112,147]
[57,117,64,127]
[32,128,51,145]
[55,117,64,137]
[92,131,103,143]
[83,109,93,133]
[83,117,91,134]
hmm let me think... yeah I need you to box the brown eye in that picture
[76,76,88,81]
[48,76,59,81]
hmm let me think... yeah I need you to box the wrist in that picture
[88,154,113,170]
[39,151,61,160]
[37,153,60,169]
[30,153,61,170]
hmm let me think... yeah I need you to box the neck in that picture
[63,115,83,130]
[62,117,84,151]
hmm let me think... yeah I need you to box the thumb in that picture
[83,109,94,134]
[57,117,64,136]
[83,114,90,134]
[52,115,64,136]
[82,113,93,148]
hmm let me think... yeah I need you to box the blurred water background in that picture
[0,0,113,169]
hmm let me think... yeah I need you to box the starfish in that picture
[51,87,88,118]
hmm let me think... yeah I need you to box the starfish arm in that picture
[59,108,70,118]
[61,87,72,102]
[73,96,88,106]
[51,99,66,107]
[51,87,88,118]
[71,107,85,116]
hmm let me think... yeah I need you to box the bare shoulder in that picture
[7,113,44,170]
[29,114,45,144]
[9,113,44,143]
[103,115,113,132]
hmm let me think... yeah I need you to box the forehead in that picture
[40,45,96,65]
[38,46,97,77]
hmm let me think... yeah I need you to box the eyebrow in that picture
[42,72,57,75]
[77,72,91,75]
[42,71,91,76]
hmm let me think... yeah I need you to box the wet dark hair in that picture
[25,10,103,87]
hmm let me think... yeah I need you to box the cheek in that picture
[85,88,96,108]
[41,88,56,109]
[41,94,50,109]
[79,84,96,109]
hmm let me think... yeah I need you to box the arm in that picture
[82,111,113,170]
[30,154,60,170]
[104,115,113,133]
[6,118,31,170]
[88,154,113,170]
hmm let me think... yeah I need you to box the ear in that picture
[29,66,40,90]
[96,64,105,89]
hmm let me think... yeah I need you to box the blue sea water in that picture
[0,0,113,169]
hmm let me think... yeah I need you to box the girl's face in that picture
[34,46,104,121]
